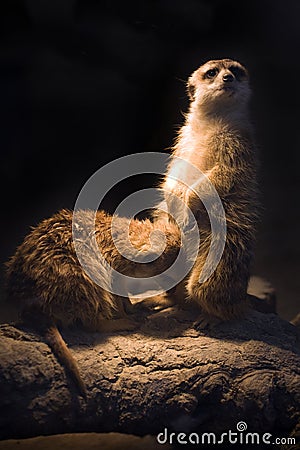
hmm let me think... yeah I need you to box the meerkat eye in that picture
[229,66,247,81]
[205,68,218,79]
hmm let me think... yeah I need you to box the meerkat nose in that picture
[223,73,234,82]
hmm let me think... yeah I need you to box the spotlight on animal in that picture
[5,59,259,396]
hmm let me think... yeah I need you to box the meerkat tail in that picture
[44,324,87,399]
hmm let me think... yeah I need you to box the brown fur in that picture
[157,58,259,320]
[6,58,259,394]
[6,209,180,396]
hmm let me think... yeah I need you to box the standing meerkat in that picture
[158,58,259,321]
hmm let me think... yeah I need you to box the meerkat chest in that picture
[163,133,217,197]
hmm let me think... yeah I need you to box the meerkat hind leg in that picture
[85,295,139,333]
[167,280,234,330]
[193,311,224,330]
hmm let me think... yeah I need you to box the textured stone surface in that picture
[0,296,299,442]
[247,276,276,313]
[0,433,166,450]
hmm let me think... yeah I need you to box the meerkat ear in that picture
[187,80,196,101]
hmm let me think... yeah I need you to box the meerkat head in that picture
[187,59,250,115]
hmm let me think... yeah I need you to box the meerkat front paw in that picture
[133,293,175,314]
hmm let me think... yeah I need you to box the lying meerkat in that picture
[6,209,180,397]
[157,58,259,322]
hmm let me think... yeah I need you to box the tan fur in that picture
[6,209,180,395]
[157,58,259,320]
[7,210,180,325]
[5,59,259,394]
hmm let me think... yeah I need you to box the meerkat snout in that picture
[222,72,234,82]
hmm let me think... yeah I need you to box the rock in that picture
[0,432,166,450]
[291,313,300,329]
[247,276,276,313]
[0,295,299,443]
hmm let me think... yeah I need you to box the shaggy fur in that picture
[157,58,259,320]
[6,210,180,328]
[5,59,259,394]
[6,210,180,396]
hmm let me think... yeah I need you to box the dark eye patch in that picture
[229,66,247,81]
[204,68,219,79]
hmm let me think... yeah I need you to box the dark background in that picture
[0,0,299,321]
